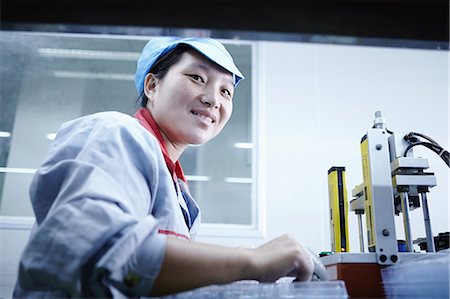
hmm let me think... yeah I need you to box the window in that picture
[0,31,262,236]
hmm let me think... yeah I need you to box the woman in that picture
[14,37,315,298]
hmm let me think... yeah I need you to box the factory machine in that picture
[322,111,449,298]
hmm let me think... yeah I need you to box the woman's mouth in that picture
[191,110,215,123]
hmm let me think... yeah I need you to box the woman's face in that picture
[144,50,235,149]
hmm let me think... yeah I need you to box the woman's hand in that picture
[248,234,314,282]
[151,234,314,296]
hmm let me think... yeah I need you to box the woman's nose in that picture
[200,88,220,108]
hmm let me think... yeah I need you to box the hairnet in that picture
[135,37,245,95]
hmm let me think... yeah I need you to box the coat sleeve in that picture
[16,112,175,297]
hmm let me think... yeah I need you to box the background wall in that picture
[263,41,448,253]
[1,39,448,298]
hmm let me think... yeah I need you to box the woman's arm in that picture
[151,234,314,296]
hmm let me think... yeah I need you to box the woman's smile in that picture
[191,109,216,124]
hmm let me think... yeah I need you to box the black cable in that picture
[403,139,450,168]
[405,132,440,146]
[403,131,449,166]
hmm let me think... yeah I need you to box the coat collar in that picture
[134,108,187,183]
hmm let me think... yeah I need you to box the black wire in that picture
[403,140,450,167]
[406,132,440,146]
[404,132,450,167]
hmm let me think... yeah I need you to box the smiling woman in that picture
[8,35,317,298]
[0,33,256,228]
[0,32,259,298]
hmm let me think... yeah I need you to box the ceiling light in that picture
[224,177,253,184]
[0,131,11,138]
[233,142,253,149]
[0,167,37,174]
[185,175,210,182]
[38,48,140,61]
[46,133,56,140]
[53,71,134,81]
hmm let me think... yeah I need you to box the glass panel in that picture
[0,32,254,225]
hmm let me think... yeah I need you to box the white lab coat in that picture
[13,111,200,298]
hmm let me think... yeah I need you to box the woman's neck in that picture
[160,131,185,162]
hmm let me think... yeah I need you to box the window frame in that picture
[0,32,266,240]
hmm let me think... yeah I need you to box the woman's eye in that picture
[222,89,231,97]
[189,74,204,83]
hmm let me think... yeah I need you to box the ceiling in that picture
[1,1,449,42]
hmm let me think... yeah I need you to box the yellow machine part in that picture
[361,135,376,252]
[328,166,350,253]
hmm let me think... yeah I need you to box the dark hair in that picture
[138,44,193,107]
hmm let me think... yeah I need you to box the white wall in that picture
[261,40,448,254]
[1,40,448,297]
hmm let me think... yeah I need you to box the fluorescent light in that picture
[234,142,253,149]
[0,167,37,174]
[185,175,210,182]
[46,133,56,140]
[38,48,140,61]
[53,71,134,81]
[0,131,11,138]
[224,177,253,184]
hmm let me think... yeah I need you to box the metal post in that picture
[400,192,414,252]
[361,128,398,264]
[420,192,435,252]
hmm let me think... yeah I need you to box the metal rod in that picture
[420,192,435,252]
[357,213,365,252]
[400,192,414,252]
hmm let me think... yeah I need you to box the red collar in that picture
[134,108,187,183]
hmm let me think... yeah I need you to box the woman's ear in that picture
[144,73,159,105]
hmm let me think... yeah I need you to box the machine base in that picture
[320,252,438,298]
[325,262,385,298]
